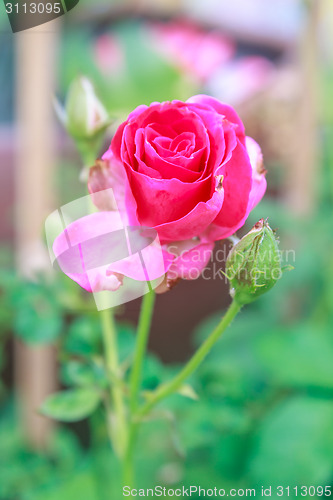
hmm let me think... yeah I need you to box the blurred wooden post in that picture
[284,0,319,215]
[15,21,60,448]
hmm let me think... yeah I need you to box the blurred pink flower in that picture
[94,34,125,76]
[207,56,275,105]
[150,22,235,82]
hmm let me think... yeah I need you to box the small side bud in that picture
[64,76,109,139]
[225,219,282,305]
[55,76,110,167]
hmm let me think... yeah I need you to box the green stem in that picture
[123,290,156,487]
[100,309,128,460]
[122,424,137,488]
[136,300,242,420]
[129,290,156,413]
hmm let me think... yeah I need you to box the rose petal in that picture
[213,139,252,226]
[202,137,266,241]
[140,134,205,182]
[185,103,226,174]
[53,211,125,292]
[245,136,267,211]
[127,165,214,230]
[187,94,246,143]
[135,127,202,182]
[107,238,173,282]
[167,240,214,281]
[88,158,127,214]
[53,212,173,292]
[96,150,140,227]
[153,188,224,242]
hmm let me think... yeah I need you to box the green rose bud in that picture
[54,76,110,167]
[225,219,282,305]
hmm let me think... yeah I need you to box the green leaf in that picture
[60,360,107,388]
[141,355,167,391]
[65,316,102,356]
[40,389,101,422]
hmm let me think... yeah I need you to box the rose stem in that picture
[123,289,156,487]
[136,300,242,420]
[100,309,128,461]
[129,289,156,413]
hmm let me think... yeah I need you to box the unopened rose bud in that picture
[225,219,282,305]
[54,77,110,166]
[65,76,109,138]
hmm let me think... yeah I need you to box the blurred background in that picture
[1,0,333,498]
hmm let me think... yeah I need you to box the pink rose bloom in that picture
[54,95,266,292]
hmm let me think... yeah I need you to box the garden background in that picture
[1,0,333,498]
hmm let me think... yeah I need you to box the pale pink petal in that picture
[167,240,214,281]
[155,239,214,293]
[245,136,267,211]
[53,212,172,293]
[53,211,125,292]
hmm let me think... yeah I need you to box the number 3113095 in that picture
[5,3,62,14]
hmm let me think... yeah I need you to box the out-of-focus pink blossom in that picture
[207,56,275,106]
[94,34,125,76]
[150,22,235,82]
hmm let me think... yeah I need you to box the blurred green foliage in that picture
[58,21,198,121]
